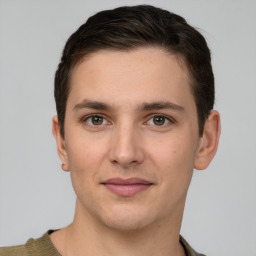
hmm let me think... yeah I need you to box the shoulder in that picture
[180,235,206,256]
[0,231,60,256]
[0,244,27,256]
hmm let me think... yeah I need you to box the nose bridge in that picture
[110,119,144,167]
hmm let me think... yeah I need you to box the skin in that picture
[52,47,220,256]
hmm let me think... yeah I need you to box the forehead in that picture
[68,47,194,109]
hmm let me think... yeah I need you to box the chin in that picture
[102,216,151,232]
[98,205,157,232]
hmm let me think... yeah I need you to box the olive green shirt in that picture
[0,231,206,256]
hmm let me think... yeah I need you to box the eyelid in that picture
[80,113,175,127]
[81,113,112,126]
[145,114,175,126]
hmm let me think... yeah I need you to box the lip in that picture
[101,178,153,197]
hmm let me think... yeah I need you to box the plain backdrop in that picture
[0,0,255,255]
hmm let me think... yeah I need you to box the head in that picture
[54,5,214,138]
[52,5,220,233]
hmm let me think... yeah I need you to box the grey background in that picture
[0,0,256,255]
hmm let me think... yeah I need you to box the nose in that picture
[109,123,144,168]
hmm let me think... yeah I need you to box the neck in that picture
[51,200,186,256]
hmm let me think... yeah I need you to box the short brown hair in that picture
[54,5,214,137]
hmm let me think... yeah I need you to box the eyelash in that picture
[81,114,110,127]
[80,114,175,127]
[146,114,175,127]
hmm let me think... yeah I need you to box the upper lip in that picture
[101,177,153,185]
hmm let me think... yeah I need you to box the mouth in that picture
[101,177,153,197]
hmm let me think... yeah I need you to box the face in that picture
[53,47,216,231]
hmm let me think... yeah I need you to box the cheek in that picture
[153,133,196,164]
[65,133,108,188]
[66,138,106,207]
[149,133,197,185]
[66,129,107,165]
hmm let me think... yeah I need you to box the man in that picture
[0,5,220,256]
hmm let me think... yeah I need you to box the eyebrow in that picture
[73,99,110,111]
[73,99,184,112]
[140,102,184,112]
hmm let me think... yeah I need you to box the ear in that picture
[194,110,221,170]
[52,115,69,172]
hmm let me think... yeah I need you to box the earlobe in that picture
[52,115,69,172]
[194,110,221,170]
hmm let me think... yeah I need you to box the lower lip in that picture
[104,184,151,196]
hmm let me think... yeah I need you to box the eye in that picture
[83,115,109,126]
[147,115,173,126]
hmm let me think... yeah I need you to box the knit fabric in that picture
[0,231,60,256]
[0,231,205,256]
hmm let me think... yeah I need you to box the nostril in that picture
[110,153,142,167]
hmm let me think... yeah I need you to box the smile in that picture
[101,178,153,197]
